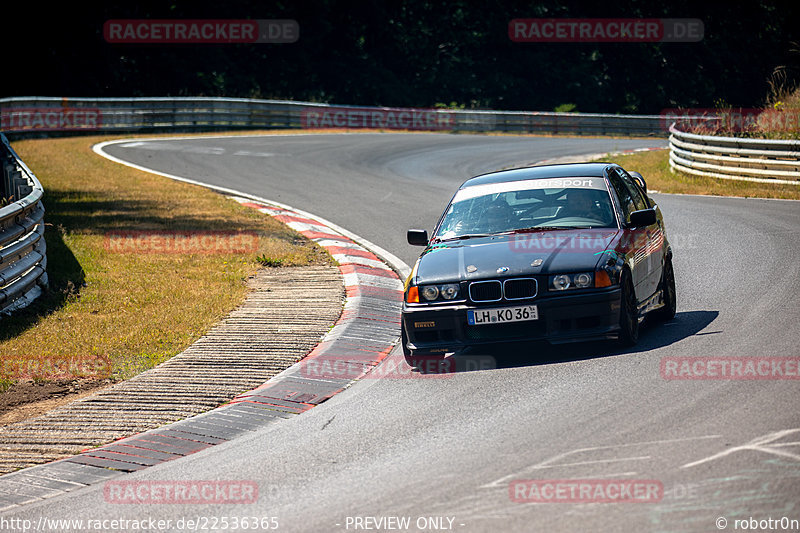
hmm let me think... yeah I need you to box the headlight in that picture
[550,273,594,291]
[409,284,461,303]
[421,286,440,301]
[551,274,571,291]
[440,284,459,300]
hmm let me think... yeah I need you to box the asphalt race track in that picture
[4,132,799,532]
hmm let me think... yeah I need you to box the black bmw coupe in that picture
[401,162,676,366]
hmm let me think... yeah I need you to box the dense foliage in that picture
[3,0,797,113]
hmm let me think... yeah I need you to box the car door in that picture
[606,170,649,298]
[617,169,662,298]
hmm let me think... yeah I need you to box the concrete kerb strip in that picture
[0,198,404,510]
[0,140,410,512]
[224,197,404,399]
[0,265,342,476]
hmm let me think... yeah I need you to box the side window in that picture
[617,170,648,211]
[608,171,636,223]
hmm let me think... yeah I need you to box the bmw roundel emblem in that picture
[497,266,509,274]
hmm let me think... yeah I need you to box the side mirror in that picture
[629,171,647,193]
[407,229,429,246]
[628,208,657,228]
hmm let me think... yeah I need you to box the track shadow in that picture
[2,185,299,341]
[42,191,297,238]
[414,310,719,374]
[0,222,85,341]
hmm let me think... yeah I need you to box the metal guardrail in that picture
[669,124,800,185]
[0,132,47,316]
[0,96,670,318]
[0,101,792,316]
[0,96,669,137]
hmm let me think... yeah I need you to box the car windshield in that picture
[434,178,616,241]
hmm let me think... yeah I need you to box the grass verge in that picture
[1,134,333,398]
[596,149,800,200]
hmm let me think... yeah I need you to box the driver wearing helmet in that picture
[484,199,513,233]
[566,189,599,219]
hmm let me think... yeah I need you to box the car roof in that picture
[461,162,617,189]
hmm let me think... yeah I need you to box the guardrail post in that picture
[2,157,11,203]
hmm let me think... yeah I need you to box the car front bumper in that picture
[402,287,622,354]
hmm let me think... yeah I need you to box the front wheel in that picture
[654,256,677,321]
[618,271,639,346]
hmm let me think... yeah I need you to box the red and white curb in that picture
[0,196,408,509]
[0,141,413,511]
[229,197,405,394]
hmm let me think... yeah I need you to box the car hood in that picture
[414,230,619,285]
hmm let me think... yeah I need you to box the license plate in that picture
[467,305,538,326]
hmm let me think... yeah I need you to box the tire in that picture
[401,323,412,359]
[618,270,639,346]
[654,255,677,321]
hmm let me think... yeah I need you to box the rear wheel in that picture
[618,271,639,346]
[654,256,677,321]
